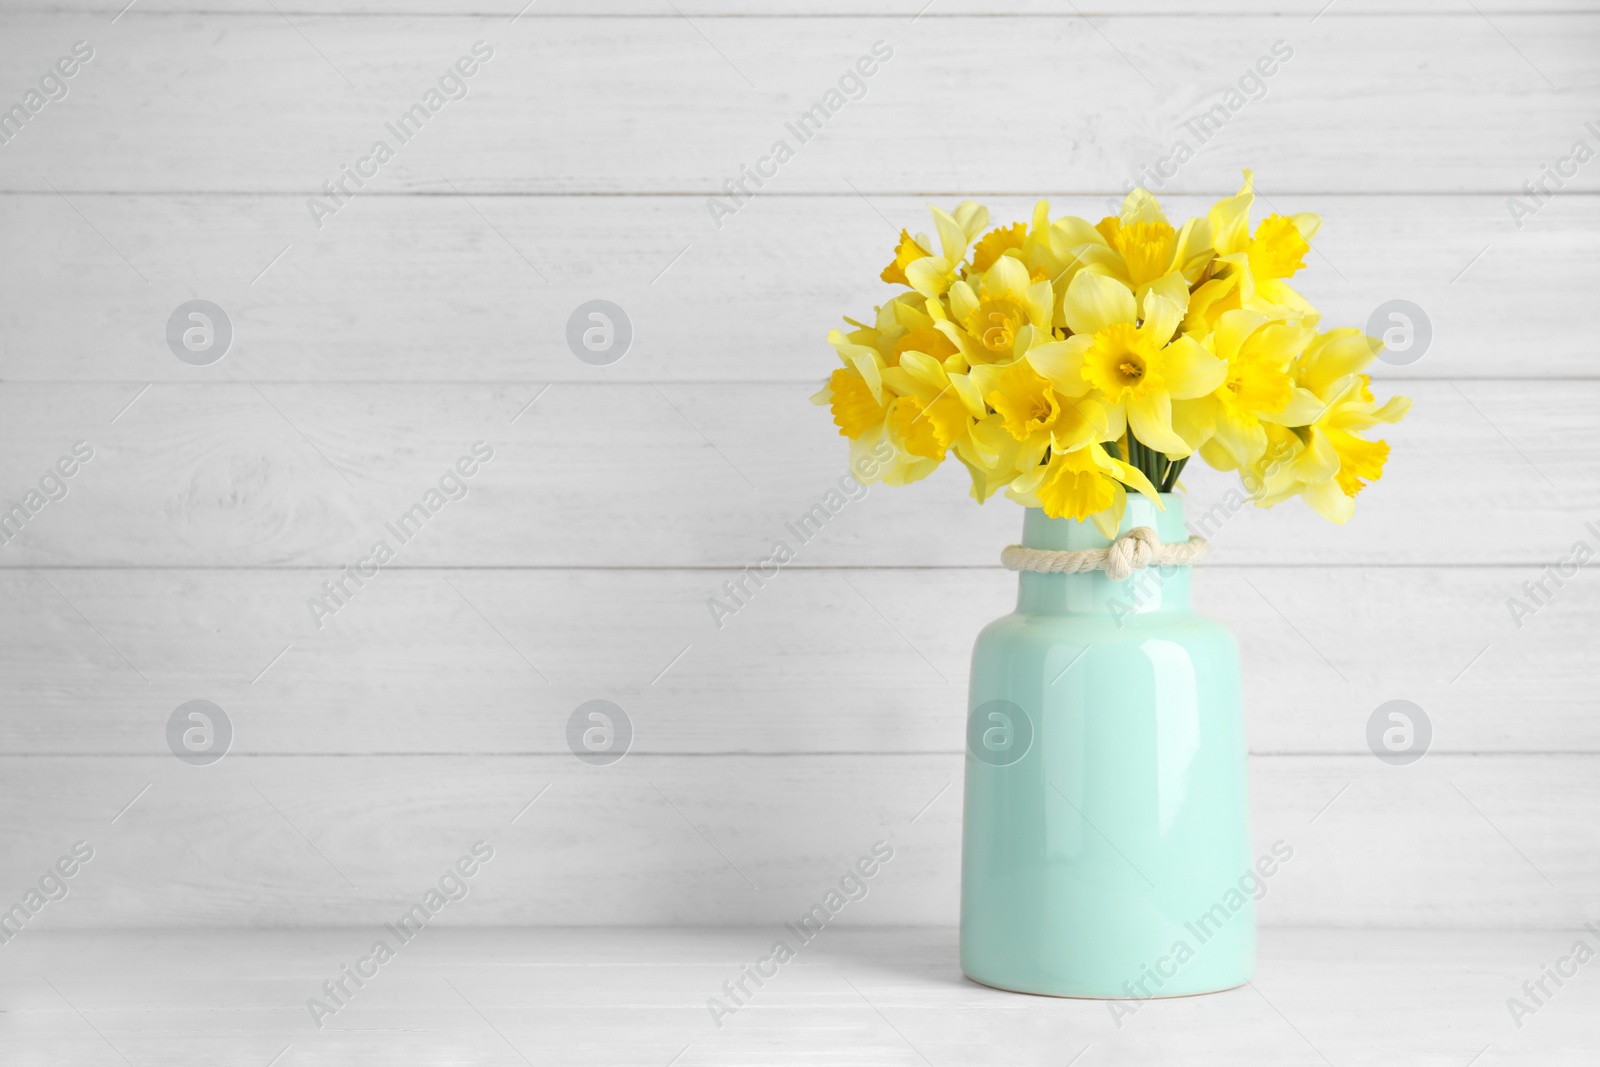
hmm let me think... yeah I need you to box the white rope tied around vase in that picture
[1000,527,1209,582]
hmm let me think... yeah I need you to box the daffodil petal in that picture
[949,372,986,418]
[1371,395,1412,423]
[1064,271,1136,336]
[1051,396,1110,451]
[1023,279,1056,330]
[1294,427,1342,482]
[1025,337,1093,397]
[1265,386,1329,426]
[1051,215,1105,252]
[1099,399,1128,443]
[906,256,952,298]
[985,255,1031,294]
[951,201,989,241]
[1160,335,1228,399]
[1171,216,1215,282]
[1128,392,1191,456]
[1118,188,1167,227]
[1212,414,1268,467]
[897,350,949,394]
[932,206,969,264]
[1142,271,1191,329]
[1104,453,1164,504]
[1213,309,1270,362]
[1140,291,1186,346]
[1300,327,1380,393]
[1302,478,1356,524]
[1171,397,1217,452]
[828,332,887,401]
[1090,500,1125,540]
[1208,169,1255,256]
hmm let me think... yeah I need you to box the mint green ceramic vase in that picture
[960,494,1254,998]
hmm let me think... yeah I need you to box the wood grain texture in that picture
[0,381,1589,568]
[0,13,1594,194]
[0,193,1588,383]
[18,1,1600,13]
[0,566,1582,756]
[0,753,1593,928]
[2,2,1597,940]
[1,927,1595,1066]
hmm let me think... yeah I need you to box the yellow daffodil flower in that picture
[1188,170,1322,332]
[938,255,1056,365]
[1248,329,1411,523]
[879,349,984,476]
[955,413,1032,503]
[879,202,988,298]
[819,366,884,440]
[972,357,1109,463]
[835,292,960,369]
[1172,309,1318,469]
[880,230,929,287]
[810,360,966,488]
[971,222,1029,273]
[1032,272,1226,457]
[1006,442,1163,536]
[1049,189,1214,303]
[811,364,909,486]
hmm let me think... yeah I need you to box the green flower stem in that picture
[1125,430,1188,494]
[1127,432,1154,488]
[1161,455,1190,493]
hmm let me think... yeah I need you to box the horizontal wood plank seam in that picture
[0,751,1586,758]
[5,189,1599,199]
[6,8,1596,16]
[0,562,1573,571]
[0,376,1577,385]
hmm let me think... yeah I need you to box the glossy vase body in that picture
[960,495,1253,998]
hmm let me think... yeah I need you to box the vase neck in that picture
[1015,495,1194,618]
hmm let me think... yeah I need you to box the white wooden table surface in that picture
[0,926,1591,1065]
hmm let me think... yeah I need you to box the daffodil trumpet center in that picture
[967,298,1030,360]
[1084,323,1162,400]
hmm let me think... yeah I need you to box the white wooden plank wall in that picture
[0,3,1595,930]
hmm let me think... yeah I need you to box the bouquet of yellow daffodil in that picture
[813,170,1410,536]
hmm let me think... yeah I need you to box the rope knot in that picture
[1104,526,1159,581]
